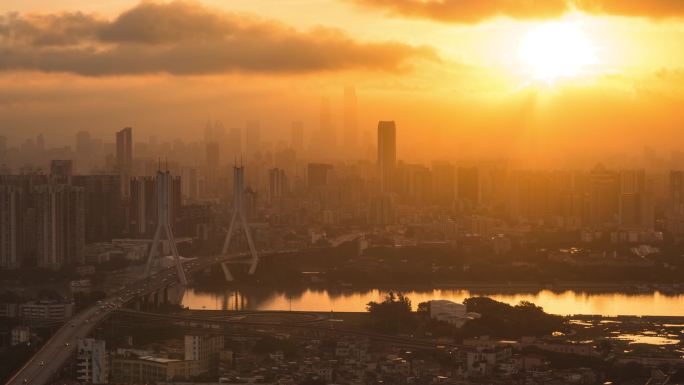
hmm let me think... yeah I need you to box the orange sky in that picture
[1,0,684,164]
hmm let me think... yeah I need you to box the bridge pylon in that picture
[144,168,188,285]
[219,163,259,281]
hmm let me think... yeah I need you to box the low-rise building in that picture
[10,325,30,346]
[110,355,202,383]
[19,300,75,320]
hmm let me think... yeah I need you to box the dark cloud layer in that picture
[0,1,434,76]
[351,0,684,23]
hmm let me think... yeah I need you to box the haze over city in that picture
[4,1,684,385]
[2,0,684,164]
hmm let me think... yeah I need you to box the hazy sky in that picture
[1,0,684,163]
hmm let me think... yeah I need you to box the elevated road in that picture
[3,250,296,385]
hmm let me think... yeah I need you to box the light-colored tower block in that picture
[220,165,259,281]
[144,170,188,285]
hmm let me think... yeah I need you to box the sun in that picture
[518,20,599,83]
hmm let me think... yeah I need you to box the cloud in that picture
[350,0,684,23]
[0,1,435,76]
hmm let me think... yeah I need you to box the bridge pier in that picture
[220,262,235,282]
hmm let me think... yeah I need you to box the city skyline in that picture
[1,1,684,163]
[4,2,684,384]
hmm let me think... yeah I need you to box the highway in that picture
[4,252,252,385]
[4,245,355,385]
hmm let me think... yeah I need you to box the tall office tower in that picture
[431,162,455,206]
[77,338,108,384]
[245,121,261,158]
[116,127,133,196]
[129,175,181,236]
[377,121,397,193]
[116,127,133,173]
[220,165,260,281]
[457,166,480,209]
[307,163,333,188]
[268,168,287,202]
[228,127,242,158]
[180,167,198,202]
[35,184,85,269]
[144,170,187,284]
[50,160,73,185]
[0,186,23,269]
[291,121,304,152]
[588,164,620,226]
[343,86,358,151]
[73,175,123,243]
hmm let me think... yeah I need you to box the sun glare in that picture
[518,21,599,83]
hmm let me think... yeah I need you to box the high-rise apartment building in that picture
[50,159,73,185]
[377,121,397,193]
[129,175,181,236]
[72,175,123,242]
[268,168,288,202]
[457,166,480,209]
[35,184,85,269]
[588,164,620,226]
[0,185,23,269]
[307,163,333,188]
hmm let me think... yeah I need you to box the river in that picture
[181,287,684,316]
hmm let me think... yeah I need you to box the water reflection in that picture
[181,287,684,316]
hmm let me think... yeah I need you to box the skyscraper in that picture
[377,121,397,193]
[116,127,133,196]
[115,127,133,173]
[343,86,358,151]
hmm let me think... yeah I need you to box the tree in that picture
[366,291,414,334]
